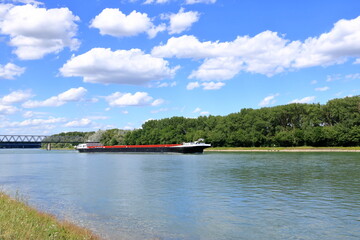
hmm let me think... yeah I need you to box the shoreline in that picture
[0,192,100,240]
[205,147,360,153]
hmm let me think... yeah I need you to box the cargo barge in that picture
[75,139,211,154]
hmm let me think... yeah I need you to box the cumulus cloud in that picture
[0,89,33,104]
[106,92,163,107]
[144,0,170,4]
[0,104,18,115]
[90,8,165,38]
[289,96,316,104]
[193,107,201,113]
[0,89,33,115]
[186,81,224,90]
[315,86,330,92]
[188,57,244,81]
[0,63,25,80]
[192,107,209,115]
[156,81,177,87]
[186,81,200,90]
[163,8,200,34]
[22,87,87,108]
[259,93,279,107]
[4,117,66,127]
[185,0,216,4]
[326,74,342,82]
[60,48,178,85]
[22,110,46,118]
[0,4,80,60]
[345,73,360,79]
[64,118,92,127]
[200,111,210,115]
[152,16,360,80]
[201,81,225,90]
[151,98,165,106]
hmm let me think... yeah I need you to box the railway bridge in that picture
[0,135,86,149]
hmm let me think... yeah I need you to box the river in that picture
[0,149,359,240]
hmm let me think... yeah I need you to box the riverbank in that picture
[206,146,360,152]
[0,192,99,240]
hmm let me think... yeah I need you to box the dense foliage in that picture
[49,96,360,147]
[124,96,360,147]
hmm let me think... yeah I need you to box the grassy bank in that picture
[0,192,99,240]
[205,146,360,152]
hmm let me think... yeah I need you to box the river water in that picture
[0,149,359,240]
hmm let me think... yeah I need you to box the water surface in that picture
[0,149,359,239]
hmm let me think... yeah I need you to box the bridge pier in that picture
[46,143,51,151]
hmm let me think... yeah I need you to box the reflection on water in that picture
[0,149,359,239]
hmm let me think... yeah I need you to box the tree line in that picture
[51,96,360,148]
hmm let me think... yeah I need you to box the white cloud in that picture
[200,111,210,115]
[289,96,316,104]
[57,87,87,101]
[0,63,25,80]
[147,23,167,39]
[201,81,225,90]
[310,80,318,85]
[0,104,18,115]
[192,107,209,115]
[355,58,360,64]
[259,93,279,107]
[315,86,330,92]
[22,87,87,108]
[121,110,129,114]
[156,81,177,88]
[0,4,80,60]
[186,81,224,90]
[123,125,135,130]
[64,118,92,127]
[152,16,360,80]
[60,48,178,85]
[326,74,341,82]
[189,57,244,81]
[345,73,360,79]
[4,117,66,127]
[11,1,43,5]
[186,81,200,90]
[193,107,201,113]
[90,8,165,38]
[22,110,46,118]
[185,0,216,4]
[106,92,162,107]
[144,0,170,4]
[0,89,33,104]
[164,8,200,35]
[151,98,165,106]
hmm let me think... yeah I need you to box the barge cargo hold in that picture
[75,140,211,154]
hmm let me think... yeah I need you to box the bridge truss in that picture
[0,135,86,144]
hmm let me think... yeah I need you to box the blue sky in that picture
[0,0,359,134]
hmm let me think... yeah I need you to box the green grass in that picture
[0,192,99,240]
[206,146,360,151]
